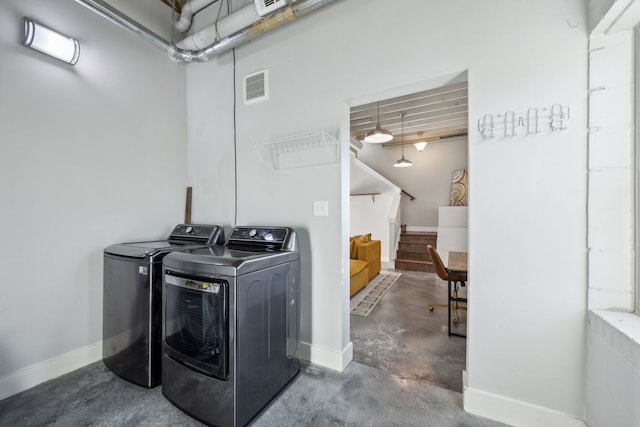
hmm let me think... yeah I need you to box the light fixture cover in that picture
[393,155,413,168]
[364,123,394,143]
[22,17,80,65]
[414,141,428,152]
[393,111,412,167]
[364,101,393,143]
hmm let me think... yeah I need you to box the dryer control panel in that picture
[228,227,294,251]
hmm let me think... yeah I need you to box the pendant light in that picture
[393,112,413,168]
[413,131,428,152]
[364,101,393,143]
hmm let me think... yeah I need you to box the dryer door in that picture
[164,272,229,381]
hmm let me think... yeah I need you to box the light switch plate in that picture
[314,200,329,216]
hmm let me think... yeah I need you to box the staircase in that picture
[394,231,437,273]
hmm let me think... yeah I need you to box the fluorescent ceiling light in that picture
[22,17,80,65]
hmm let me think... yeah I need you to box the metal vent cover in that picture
[244,69,269,105]
[254,0,287,16]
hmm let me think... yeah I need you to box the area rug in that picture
[350,271,402,317]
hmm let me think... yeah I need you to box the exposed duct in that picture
[176,2,260,50]
[75,0,340,63]
[175,0,219,33]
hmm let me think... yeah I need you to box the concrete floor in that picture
[351,270,467,393]
[0,271,503,427]
[0,361,506,427]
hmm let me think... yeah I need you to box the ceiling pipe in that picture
[176,2,260,51]
[175,0,219,33]
[75,0,340,63]
[75,0,172,52]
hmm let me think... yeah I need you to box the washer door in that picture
[164,273,229,381]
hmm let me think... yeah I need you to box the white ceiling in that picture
[350,81,468,148]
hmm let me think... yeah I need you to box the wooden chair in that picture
[427,245,467,337]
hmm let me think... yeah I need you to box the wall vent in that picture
[254,0,287,17]
[244,69,269,105]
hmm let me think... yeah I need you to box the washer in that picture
[161,226,300,427]
[103,224,224,388]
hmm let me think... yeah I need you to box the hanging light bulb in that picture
[364,101,393,143]
[394,112,413,168]
[413,131,428,152]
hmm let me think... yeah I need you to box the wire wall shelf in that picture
[477,104,570,140]
[255,130,339,169]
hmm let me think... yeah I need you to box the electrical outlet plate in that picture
[313,201,329,217]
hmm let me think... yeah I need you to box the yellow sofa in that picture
[349,234,381,296]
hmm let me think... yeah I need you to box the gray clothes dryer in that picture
[161,226,300,427]
[102,224,224,388]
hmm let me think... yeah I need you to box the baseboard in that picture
[464,387,587,427]
[298,340,353,372]
[0,341,102,401]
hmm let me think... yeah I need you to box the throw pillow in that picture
[349,239,356,259]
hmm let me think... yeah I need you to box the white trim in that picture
[635,26,639,314]
[0,341,102,401]
[464,387,587,427]
[297,340,352,372]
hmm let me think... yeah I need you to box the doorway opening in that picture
[346,72,469,393]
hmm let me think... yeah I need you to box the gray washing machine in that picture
[161,226,300,427]
[103,224,224,388]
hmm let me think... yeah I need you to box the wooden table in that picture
[447,251,468,272]
[446,251,468,338]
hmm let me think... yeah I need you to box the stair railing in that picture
[401,189,415,201]
[388,193,402,262]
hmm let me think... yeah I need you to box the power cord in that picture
[230,1,238,227]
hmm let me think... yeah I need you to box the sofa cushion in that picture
[350,258,367,276]
[350,235,361,258]
[350,259,369,296]
[350,234,372,259]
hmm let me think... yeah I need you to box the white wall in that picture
[585,1,640,425]
[350,192,397,263]
[358,135,468,228]
[187,1,588,425]
[588,24,635,312]
[464,0,587,422]
[0,0,187,398]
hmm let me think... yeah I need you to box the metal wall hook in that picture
[477,104,569,139]
[526,108,539,135]
[504,111,516,137]
[478,114,495,139]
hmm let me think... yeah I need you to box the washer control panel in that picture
[169,224,224,245]
[229,227,290,247]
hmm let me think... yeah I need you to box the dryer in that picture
[161,226,300,427]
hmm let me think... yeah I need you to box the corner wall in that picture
[0,0,187,399]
